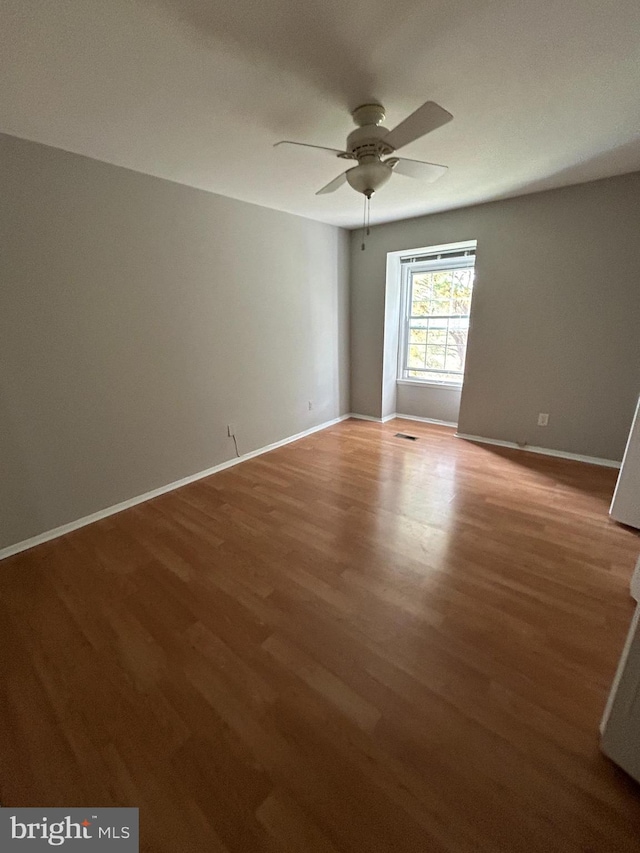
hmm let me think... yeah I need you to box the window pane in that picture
[410,329,427,344]
[411,300,430,316]
[453,269,472,290]
[452,298,471,315]
[452,271,472,313]
[428,299,450,316]
[431,272,453,298]
[445,348,464,371]
[426,327,447,345]
[407,345,426,368]
[446,327,468,349]
[448,316,468,330]
[411,279,432,301]
[426,345,445,368]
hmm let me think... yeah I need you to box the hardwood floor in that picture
[1,418,639,852]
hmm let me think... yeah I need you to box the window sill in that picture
[397,379,463,391]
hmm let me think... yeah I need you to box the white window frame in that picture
[397,241,477,389]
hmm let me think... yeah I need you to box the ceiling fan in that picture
[274,100,453,199]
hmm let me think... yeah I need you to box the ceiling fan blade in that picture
[274,141,353,159]
[388,157,448,182]
[315,170,350,195]
[383,101,453,152]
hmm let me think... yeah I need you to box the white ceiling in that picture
[1,0,639,228]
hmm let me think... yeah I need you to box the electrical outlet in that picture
[537,413,549,427]
[227,423,236,437]
[308,401,313,411]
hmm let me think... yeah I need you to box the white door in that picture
[600,557,640,782]
[610,396,640,529]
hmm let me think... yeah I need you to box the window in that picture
[398,243,476,387]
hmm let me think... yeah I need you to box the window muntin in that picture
[400,253,475,386]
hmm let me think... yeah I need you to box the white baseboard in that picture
[455,432,621,469]
[351,412,446,425]
[0,414,351,562]
[395,413,458,428]
[349,413,387,423]
[350,412,457,428]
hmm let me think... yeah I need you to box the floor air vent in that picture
[395,433,418,441]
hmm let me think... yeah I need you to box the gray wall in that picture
[350,173,640,460]
[0,134,349,551]
[396,385,461,425]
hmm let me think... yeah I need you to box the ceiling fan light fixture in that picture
[346,160,393,196]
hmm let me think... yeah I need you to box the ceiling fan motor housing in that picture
[346,124,394,160]
[346,108,395,196]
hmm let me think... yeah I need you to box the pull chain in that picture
[361,192,372,251]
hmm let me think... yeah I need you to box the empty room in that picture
[2,1,640,850]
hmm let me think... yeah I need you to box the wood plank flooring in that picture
[1,418,639,852]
